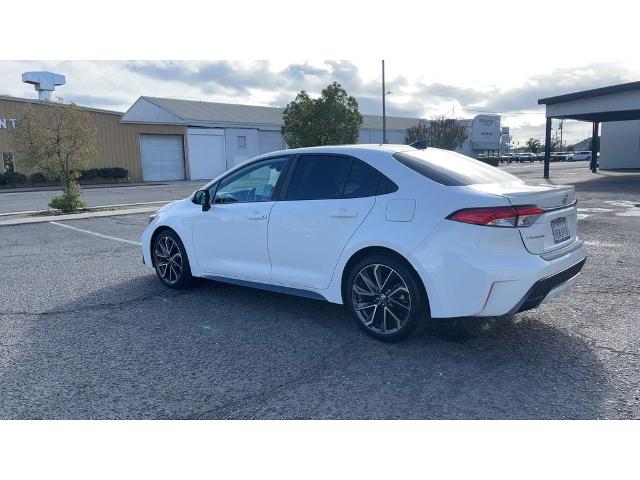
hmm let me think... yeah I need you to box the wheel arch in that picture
[149,225,180,267]
[340,245,430,311]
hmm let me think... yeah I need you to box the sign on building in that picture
[471,115,501,150]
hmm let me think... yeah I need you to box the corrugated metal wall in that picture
[0,97,186,181]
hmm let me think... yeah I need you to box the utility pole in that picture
[559,119,563,150]
[382,60,386,144]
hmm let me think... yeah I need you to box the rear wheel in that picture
[345,254,428,342]
[152,230,193,289]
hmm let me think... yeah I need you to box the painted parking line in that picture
[49,221,142,246]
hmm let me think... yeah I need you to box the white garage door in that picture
[139,134,185,181]
[187,129,227,180]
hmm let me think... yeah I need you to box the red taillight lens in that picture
[514,205,544,227]
[448,205,543,228]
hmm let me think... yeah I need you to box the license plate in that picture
[551,216,570,243]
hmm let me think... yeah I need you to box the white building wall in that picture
[224,128,259,168]
[600,120,640,169]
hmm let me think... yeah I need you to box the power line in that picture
[460,107,546,115]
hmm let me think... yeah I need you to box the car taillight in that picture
[447,205,543,227]
[514,205,544,227]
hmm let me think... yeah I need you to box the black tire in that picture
[152,230,194,289]
[344,254,429,342]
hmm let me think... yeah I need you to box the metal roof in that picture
[538,81,640,105]
[0,94,123,115]
[142,96,421,130]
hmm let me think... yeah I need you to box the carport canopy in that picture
[538,81,640,178]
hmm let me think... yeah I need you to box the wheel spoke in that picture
[388,284,408,299]
[384,306,403,331]
[353,284,376,296]
[363,304,377,326]
[373,265,385,290]
[380,269,393,290]
[381,307,387,333]
[359,269,379,294]
[389,298,409,310]
[355,301,377,311]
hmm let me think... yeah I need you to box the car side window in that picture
[214,157,288,204]
[343,159,381,198]
[285,155,351,201]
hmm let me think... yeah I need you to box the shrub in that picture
[29,172,49,184]
[0,171,27,186]
[79,167,129,180]
[49,181,86,213]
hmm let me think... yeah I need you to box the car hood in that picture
[158,198,189,213]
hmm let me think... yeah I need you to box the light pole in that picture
[382,60,386,144]
[381,60,392,144]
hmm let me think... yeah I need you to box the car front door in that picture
[268,154,381,290]
[191,156,289,282]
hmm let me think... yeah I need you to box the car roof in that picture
[254,144,415,159]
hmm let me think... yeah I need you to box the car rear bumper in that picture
[410,220,587,318]
[505,257,586,315]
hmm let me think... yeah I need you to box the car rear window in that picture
[393,148,520,186]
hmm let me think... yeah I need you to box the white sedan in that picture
[141,145,586,341]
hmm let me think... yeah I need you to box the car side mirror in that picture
[192,189,211,211]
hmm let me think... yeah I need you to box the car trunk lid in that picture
[467,180,578,255]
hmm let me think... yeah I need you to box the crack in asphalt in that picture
[0,292,187,317]
[185,339,360,420]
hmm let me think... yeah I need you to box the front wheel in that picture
[152,230,194,289]
[345,254,428,342]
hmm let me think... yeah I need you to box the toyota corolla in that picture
[142,145,586,341]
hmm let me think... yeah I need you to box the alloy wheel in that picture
[154,236,183,285]
[351,263,412,334]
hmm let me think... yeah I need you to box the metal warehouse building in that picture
[0,95,185,180]
[2,92,508,182]
[1,94,418,182]
[120,96,417,181]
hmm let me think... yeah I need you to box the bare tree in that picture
[406,118,467,150]
[13,100,97,212]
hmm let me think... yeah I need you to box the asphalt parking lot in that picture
[1,162,639,419]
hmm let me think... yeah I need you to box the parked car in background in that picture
[566,151,592,162]
[142,145,586,342]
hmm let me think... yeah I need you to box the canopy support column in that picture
[543,117,552,179]
[590,121,599,173]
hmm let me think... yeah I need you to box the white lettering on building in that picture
[0,118,17,130]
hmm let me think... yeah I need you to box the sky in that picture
[2,59,639,145]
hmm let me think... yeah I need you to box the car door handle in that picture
[246,212,267,220]
[329,209,357,219]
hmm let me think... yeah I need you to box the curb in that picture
[0,182,169,194]
[0,206,160,227]
[0,200,175,218]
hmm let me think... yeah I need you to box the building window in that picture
[237,136,247,149]
[2,152,14,173]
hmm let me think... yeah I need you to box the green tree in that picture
[13,100,96,212]
[281,82,363,148]
[525,137,542,153]
[406,118,467,151]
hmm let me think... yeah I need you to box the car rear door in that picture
[268,154,378,290]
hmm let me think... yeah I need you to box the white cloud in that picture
[1,59,638,144]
